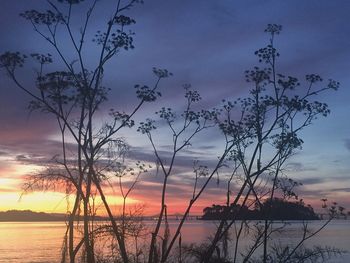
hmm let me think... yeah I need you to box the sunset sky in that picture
[0,0,350,215]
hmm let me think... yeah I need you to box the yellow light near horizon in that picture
[0,191,71,213]
[0,178,17,186]
[0,190,140,215]
[0,161,142,215]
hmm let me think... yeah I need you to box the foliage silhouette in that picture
[196,23,340,263]
[1,1,168,263]
[201,198,319,221]
[0,2,344,263]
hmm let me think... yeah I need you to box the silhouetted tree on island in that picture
[0,1,346,263]
[201,198,319,221]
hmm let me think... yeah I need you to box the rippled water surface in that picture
[0,220,349,262]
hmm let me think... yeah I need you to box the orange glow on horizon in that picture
[1,162,349,216]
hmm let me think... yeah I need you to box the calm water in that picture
[0,220,349,262]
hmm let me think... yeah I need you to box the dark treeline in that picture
[0,210,64,221]
[0,210,108,222]
[201,198,319,220]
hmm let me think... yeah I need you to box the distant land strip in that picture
[0,210,107,222]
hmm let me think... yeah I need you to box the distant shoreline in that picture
[1,209,346,222]
[0,210,107,222]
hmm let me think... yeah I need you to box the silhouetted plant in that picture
[1,1,168,263]
[197,24,340,263]
[0,2,344,261]
[136,84,224,263]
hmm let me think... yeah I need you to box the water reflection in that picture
[0,220,349,262]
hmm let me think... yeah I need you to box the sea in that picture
[0,220,349,263]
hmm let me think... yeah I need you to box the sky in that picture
[0,0,350,216]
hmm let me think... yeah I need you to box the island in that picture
[201,198,319,220]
